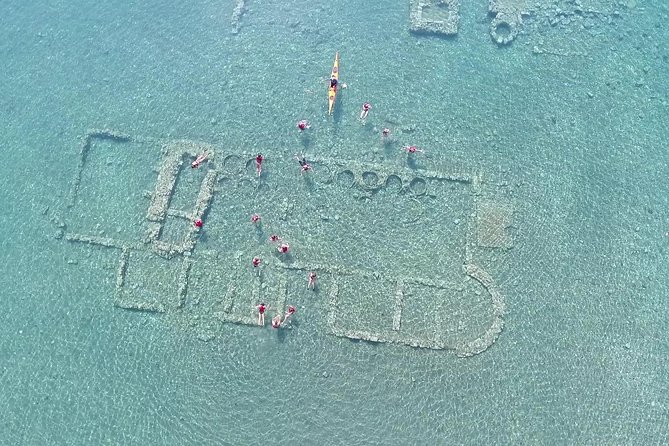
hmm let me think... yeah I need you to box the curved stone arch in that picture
[454,263,506,357]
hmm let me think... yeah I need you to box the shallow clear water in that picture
[1,0,668,444]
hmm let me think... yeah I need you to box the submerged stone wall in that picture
[63,129,513,356]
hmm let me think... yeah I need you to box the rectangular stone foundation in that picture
[410,0,460,36]
[114,248,186,313]
[63,130,508,356]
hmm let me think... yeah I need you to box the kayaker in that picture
[360,102,372,120]
[330,77,338,89]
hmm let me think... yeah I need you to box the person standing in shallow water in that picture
[255,153,264,177]
[256,303,267,326]
[308,272,317,290]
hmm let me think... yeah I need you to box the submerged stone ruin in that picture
[408,0,632,46]
[409,0,460,36]
[64,129,513,357]
[489,0,530,45]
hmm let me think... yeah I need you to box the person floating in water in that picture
[271,314,282,329]
[403,145,424,154]
[294,154,312,174]
[297,120,311,132]
[269,306,296,328]
[192,150,209,168]
[360,102,372,120]
[283,306,297,325]
[278,243,290,254]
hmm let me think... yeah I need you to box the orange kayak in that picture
[328,52,339,115]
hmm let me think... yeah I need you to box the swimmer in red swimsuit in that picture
[271,314,282,329]
[297,120,311,132]
[256,303,267,326]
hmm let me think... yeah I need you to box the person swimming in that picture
[296,155,308,168]
[294,154,312,174]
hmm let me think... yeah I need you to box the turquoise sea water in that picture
[1,0,668,444]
